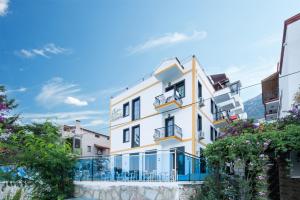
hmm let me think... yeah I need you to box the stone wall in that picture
[74,181,202,200]
[0,182,31,200]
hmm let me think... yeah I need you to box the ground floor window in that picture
[114,155,122,174]
[145,150,157,172]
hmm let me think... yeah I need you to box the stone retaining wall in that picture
[0,182,31,200]
[74,181,202,200]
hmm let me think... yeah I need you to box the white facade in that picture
[279,14,300,117]
[109,56,245,160]
[61,120,110,157]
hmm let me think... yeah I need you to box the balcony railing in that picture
[153,90,183,109]
[153,125,182,141]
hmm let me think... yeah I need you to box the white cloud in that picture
[127,30,207,54]
[36,77,124,108]
[64,96,88,106]
[36,77,89,108]
[0,0,9,16]
[83,119,108,127]
[17,43,71,58]
[21,110,108,125]
[7,87,27,93]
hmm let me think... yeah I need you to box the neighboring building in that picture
[261,13,300,200]
[109,55,246,179]
[262,13,300,121]
[278,13,300,117]
[261,72,279,121]
[61,120,110,157]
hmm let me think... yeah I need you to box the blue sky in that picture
[0,0,299,134]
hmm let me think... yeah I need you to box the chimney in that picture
[75,120,81,135]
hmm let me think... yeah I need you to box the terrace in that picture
[74,150,208,182]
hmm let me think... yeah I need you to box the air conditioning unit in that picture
[198,130,205,140]
[198,97,205,107]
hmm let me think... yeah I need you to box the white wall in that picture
[279,20,300,117]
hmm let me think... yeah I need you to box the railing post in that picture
[91,158,94,181]
[174,149,177,182]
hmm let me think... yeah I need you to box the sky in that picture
[0,0,300,134]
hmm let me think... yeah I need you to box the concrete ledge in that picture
[74,181,202,200]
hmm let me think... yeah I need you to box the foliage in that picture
[294,87,300,104]
[193,108,300,200]
[1,123,76,200]
[0,85,76,200]
[0,86,18,139]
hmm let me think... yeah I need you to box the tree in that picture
[0,86,18,139]
[0,85,76,200]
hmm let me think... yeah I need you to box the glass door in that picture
[165,117,174,137]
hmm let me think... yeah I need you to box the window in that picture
[200,148,207,173]
[198,81,202,98]
[210,126,214,141]
[145,150,157,172]
[123,102,129,117]
[129,153,140,177]
[74,138,81,148]
[210,99,214,114]
[114,155,122,174]
[175,80,185,98]
[214,103,218,119]
[132,97,140,121]
[87,146,91,152]
[197,115,202,131]
[131,125,140,148]
[165,80,185,98]
[214,128,218,140]
[123,128,129,143]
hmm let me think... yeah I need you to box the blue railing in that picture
[74,150,209,182]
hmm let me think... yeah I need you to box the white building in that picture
[108,55,245,180]
[262,13,300,120]
[61,120,110,157]
[279,13,300,117]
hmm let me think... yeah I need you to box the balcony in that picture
[230,97,244,115]
[213,118,229,129]
[213,112,229,129]
[217,98,236,111]
[213,81,241,111]
[153,125,182,143]
[265,109,278,121]
[154,58,184,82]
[153,90,183,113]
[265,98,279,115]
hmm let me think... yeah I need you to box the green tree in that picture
[0,85,76,199]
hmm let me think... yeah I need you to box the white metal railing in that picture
[153,125,182,141]
[153,90,183,108]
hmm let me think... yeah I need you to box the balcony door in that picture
[165,117,174,137]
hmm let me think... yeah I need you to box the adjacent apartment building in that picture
[109,55,246,176]
[262,13,300,121]
[61,120,110,157]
